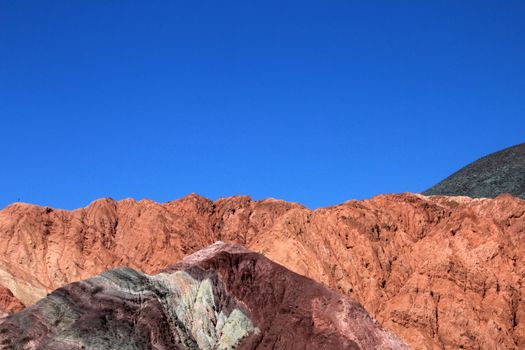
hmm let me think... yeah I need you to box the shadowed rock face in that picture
[424,142,525,199]
[1,193,525,349]
[0,243,407,350]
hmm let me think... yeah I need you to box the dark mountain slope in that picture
[424,142,525,199]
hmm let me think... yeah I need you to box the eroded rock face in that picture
[1,193,524,349]
[0,243,407,350]
[0,195,302,305]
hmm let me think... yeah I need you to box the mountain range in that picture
[1,143,524,349]
[0,192,524,349]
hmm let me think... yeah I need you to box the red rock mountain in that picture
[0,193,524,349]
[0,286,24,318]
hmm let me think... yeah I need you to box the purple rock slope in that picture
[0,242,408,349]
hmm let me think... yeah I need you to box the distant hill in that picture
[424,142,525,199]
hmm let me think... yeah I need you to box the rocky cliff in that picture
[1,193,524,349]
[0,242,407,350]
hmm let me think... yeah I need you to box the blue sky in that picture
[1,1,524,209]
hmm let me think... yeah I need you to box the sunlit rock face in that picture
[0,243,407,350]
[3,193,525,348]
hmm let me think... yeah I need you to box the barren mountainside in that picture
[0,242,407,350]
[1,193,524,349]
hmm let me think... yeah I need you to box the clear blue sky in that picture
[1,1,524,209]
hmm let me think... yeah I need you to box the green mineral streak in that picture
[216,309,258,349]
[152,271,258,349]
[16,268,257,349]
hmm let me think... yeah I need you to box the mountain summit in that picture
[424,142,525,199]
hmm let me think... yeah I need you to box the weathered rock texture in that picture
[0,286,24,318]
[424,142,525,199]
[0,242,407,350]
[1,193,524,349]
